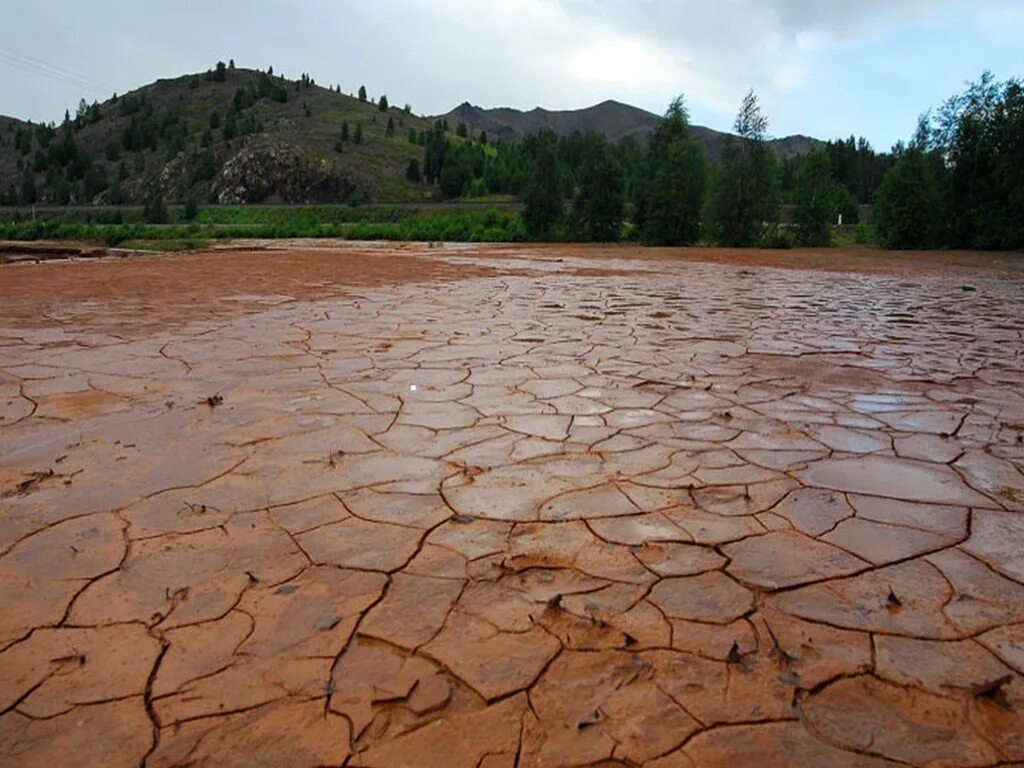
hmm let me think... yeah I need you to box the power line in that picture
[0,46,113,96]
[0,45,111,89]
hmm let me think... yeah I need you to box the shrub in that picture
[757,223,794,249]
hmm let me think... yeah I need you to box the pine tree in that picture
[386,117,395,137]
[358,85,367,102]
[341,121,349,142]
[143,193,168,223]
[573,134,624,241]
[422,123,447,184]
[523,130,562,239]
[406,158,421,183]
[19,172,36,205]
[635,96,707,245]
[379,95,389,112]
[708,90,780,246]
[873,146,947,248]
[792,150,837,246]
[354,123,363,144]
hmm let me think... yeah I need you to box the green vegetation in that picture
[0,206,524,245]
[0,62,435,208]
[873,145,946,249]
[2,63,1021,250]
[707,90,780,247]
[522,130,562,239]
[792,150,837,246]
[892,72,1023,249]
[571,133,624,242]
[633,97,706,245]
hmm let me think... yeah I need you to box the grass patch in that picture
[0,208,526,245]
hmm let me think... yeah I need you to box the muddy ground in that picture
[1,242,1023,767]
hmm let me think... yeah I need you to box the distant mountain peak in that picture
[435,100,820,160]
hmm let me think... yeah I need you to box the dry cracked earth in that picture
[1,242,1024,768]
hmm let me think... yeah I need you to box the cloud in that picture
[546,0,946,119]
[0,0,1006,148]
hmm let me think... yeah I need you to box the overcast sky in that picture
[2,0,1021,149]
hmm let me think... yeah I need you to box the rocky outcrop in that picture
[213,141,356,204]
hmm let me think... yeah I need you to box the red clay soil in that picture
[1,242,1023,767]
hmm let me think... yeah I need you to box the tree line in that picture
[411,90,875,246]
[873,72,1023,250]
[520,91,803,246]
[415,74,1022,251]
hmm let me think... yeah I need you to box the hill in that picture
[438,100,821,161]
[0,65,824,207]
[0,66,433,206]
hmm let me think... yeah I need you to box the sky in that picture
[1,0,1021,149]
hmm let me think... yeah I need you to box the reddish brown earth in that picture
[1,242,1023,768]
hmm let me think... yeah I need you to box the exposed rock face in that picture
[213,142,356,204]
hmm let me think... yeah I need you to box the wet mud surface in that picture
[2,243,1024,767]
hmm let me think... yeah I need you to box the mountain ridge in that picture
[436,99,822,161]
[0,66,823,206]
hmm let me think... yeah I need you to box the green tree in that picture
[439,161,467,198]
[708,90,780,246]
[358,85,367,102]
[873,145,947,248]
[635,96,707,245]
[408,128,418,144]
[143,193,169,224]
[406,158,421,183]
[572,134,624,241]
[480,130,488,146]
[423,122,447,184]
[456,122,468,138]
[792,150,837,246]
[378,94,389,112]
[183,197,199,220]
[214,61,227,81]
[341,121,349,142]
[931,73,1024,249]
[19,172,36,205]
[354,123,364,144]
[386,117,395,137]
[523,130,562,239]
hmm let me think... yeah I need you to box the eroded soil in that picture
[2,243,1024,767]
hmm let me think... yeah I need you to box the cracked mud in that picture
[1,243,1023,767]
